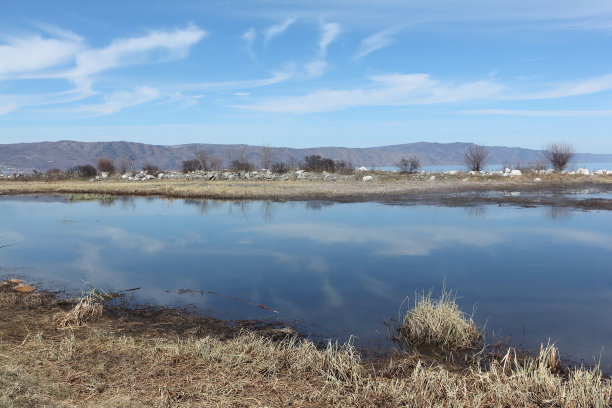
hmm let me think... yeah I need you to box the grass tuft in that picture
[399,288,481,351]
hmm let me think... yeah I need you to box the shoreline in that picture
[1,172,612,210]
[1,284,611,407]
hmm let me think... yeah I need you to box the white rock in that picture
[545,169,554,175]
[576,168,590,175]
[469,171,477,175]
[607,170,612,175]
[429,175,436,181]
[534,178,542,182]
[510,169,522,176]
[504,168,511,174]
[594,169,605,175]
[88,178,95,183]
[295,170,305,175]
[362,175,373,181]
[445,170,457,175]
[356,167,368,172]
[158,173,164,179]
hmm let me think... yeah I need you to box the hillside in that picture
[0,140,611,171]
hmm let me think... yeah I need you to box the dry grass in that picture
[0,173,611,205]
[54,294,103,328]
[399,288,481,351]
[1,289,611,407]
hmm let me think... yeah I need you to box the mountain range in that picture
[1,140,611,171]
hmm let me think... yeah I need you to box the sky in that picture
[1,0,612,152]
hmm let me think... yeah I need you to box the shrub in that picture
[544,143,574,172]
[44,168,65,180]
[97,157,115,174]
[230,159,254,172]
[397,156,421,173]
[463,145,488,172]
[142,163,160,175]
[334,160,354,174]
[270,161,289,173]
[182,159,202,173]
[69,164,97,178]
[301,155,351,173]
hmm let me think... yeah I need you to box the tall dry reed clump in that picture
[399,288,481,351]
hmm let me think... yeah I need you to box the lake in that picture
[1,195,611,370]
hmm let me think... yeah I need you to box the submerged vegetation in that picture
[1,280,611,407]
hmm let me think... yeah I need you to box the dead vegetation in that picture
[1,284,611,407]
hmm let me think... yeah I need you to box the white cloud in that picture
[235,73,504,113]
[355,27,398,59]
[69,86,160,116]
[304,59,327,77]
[0,33,83,76]
[464,109,612,117]
[175,69,294,91]
[318,22,340,56]
[241,27,256,59]
[263,17,296,43]
[69,24,206,90]
[510,73,612,100]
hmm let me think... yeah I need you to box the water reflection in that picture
[0,196,611,370]
[546,207,572,220]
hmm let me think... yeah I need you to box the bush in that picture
[463,145,488,172]
[397,156,421,173]
[301,155,352,173]
[230,159,254,172]
[182,159,202,173]
[97,158,115,174]
[270,161,289,173]
[44,168,66,180]
[142,163,160,175]
[69,165,97,178]
[544,143,574,172]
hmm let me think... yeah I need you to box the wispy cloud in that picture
[0,31,83,76]
[509,73,612,100]
[263,17,296,43]
[67,86,161,116]
[0,24,206,115]
[235,73,504,113]
[68,24,206,91]
[355,27,398,59]
[241,27,256,59]
[318,22,340,57]
[464,109,612,117]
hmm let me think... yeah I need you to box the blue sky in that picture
[1,0,612,152]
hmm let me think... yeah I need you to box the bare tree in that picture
[463,145,488,172]
[196,150,210,171]
[97,157,115,174]
[397,156,421,173]
[544,143,574,172]
[260,144,274,169]
[208,156,223,170]
[118,157,133,174]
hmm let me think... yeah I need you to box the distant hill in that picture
[0,140,611,172]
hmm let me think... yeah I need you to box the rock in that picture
[594,169,605,175]
[429,176,436,181]
[607,170,612,175]
[356,167,368,172]
[88,178,95,183]
[576,168,590,175]
[446,170,457,175]
[100,172,108,179]
[510,170,522,176]
[545,169,554,175]
[534,178,542,182]
[504,168,511,174]
[362,175,373,181]
[12,283,36,293]
[158,173,164,179]
[8,278,22,284]
[295,170,305,175]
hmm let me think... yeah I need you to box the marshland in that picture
[1,190,612,406]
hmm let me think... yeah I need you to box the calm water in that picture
[1,196,611,369]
